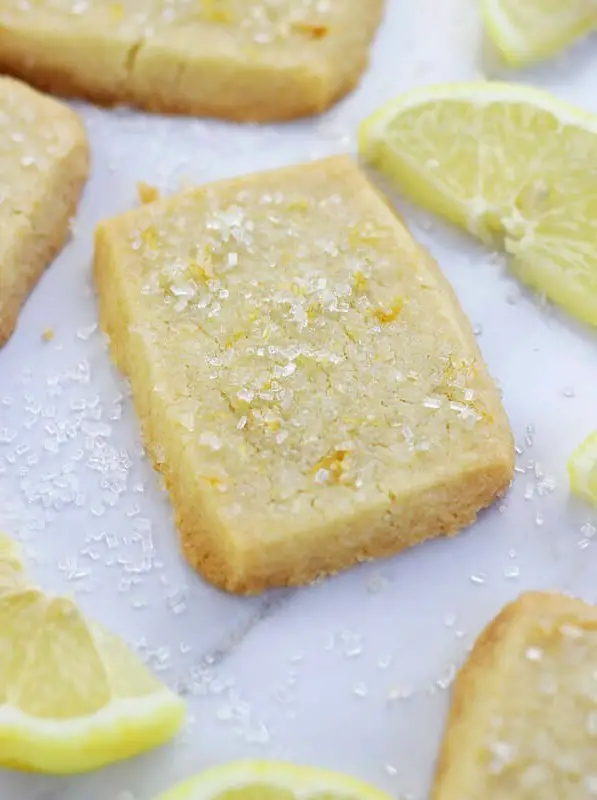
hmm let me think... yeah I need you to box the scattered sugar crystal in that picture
[525,647,543,662]
[77,323,98,340]
[387,685,413,701]
[436,664,456,690]
[199,432,222,450]
[338,630,363,658]
[423,396,441,409]
[236,388,254,403]
[314,468,330,484]
[581,521,597,540]
[488,740,516,774]
[561,624,583,639]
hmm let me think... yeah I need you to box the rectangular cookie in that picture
[0,0,384,122]
[433,592,597,800]
[0,76,89,346]
[94,155,514,595]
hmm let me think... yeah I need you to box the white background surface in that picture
[2,1,597,798]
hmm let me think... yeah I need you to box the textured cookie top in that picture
[97,157,511,527]
[460,593,597,800]
[1,0,349,47]
[0,76,85,268]
[0,1,383,121]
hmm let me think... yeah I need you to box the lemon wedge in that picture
[568,431,597,507]
[481,0,597,67]
[359,82,597,327]
[155,760,391,800]
[0,534,185,774]
[0,532,27,593]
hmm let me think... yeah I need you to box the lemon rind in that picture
[155,760,392,800]
[480,0,535,67]
[0,535,30,594]
[568,432,597,505]
[0,536,186,775]
[359,80,597,242]
[0,691,185,774]
[0,532,23,564]
[480,0,597,67]
[359,82,597,157]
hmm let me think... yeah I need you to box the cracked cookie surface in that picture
[94,156,514,594]
[0,0,384,121]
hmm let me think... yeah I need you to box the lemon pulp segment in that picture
[481,0,597,67]
[360,82,597,326]
[569,431,597,507]
[0,535,185,773]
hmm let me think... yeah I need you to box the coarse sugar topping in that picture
[1,0,335,46]
[482,617,597,798]
[111,158,502,521]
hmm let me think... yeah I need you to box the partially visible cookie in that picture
[0,77,89,346]
[433,592,597,800]
[0,1,384,122]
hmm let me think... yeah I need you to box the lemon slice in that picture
[481,0,597,67]
[0,532,27,592]
[568,431,597,506]
[359,82,597,327]
[155,760,391,800]
[0,543,185,774]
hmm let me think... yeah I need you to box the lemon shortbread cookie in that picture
[0,1,384,122]
[94,156,514,595]
[0,77,89,346]
[433,592,597,800]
